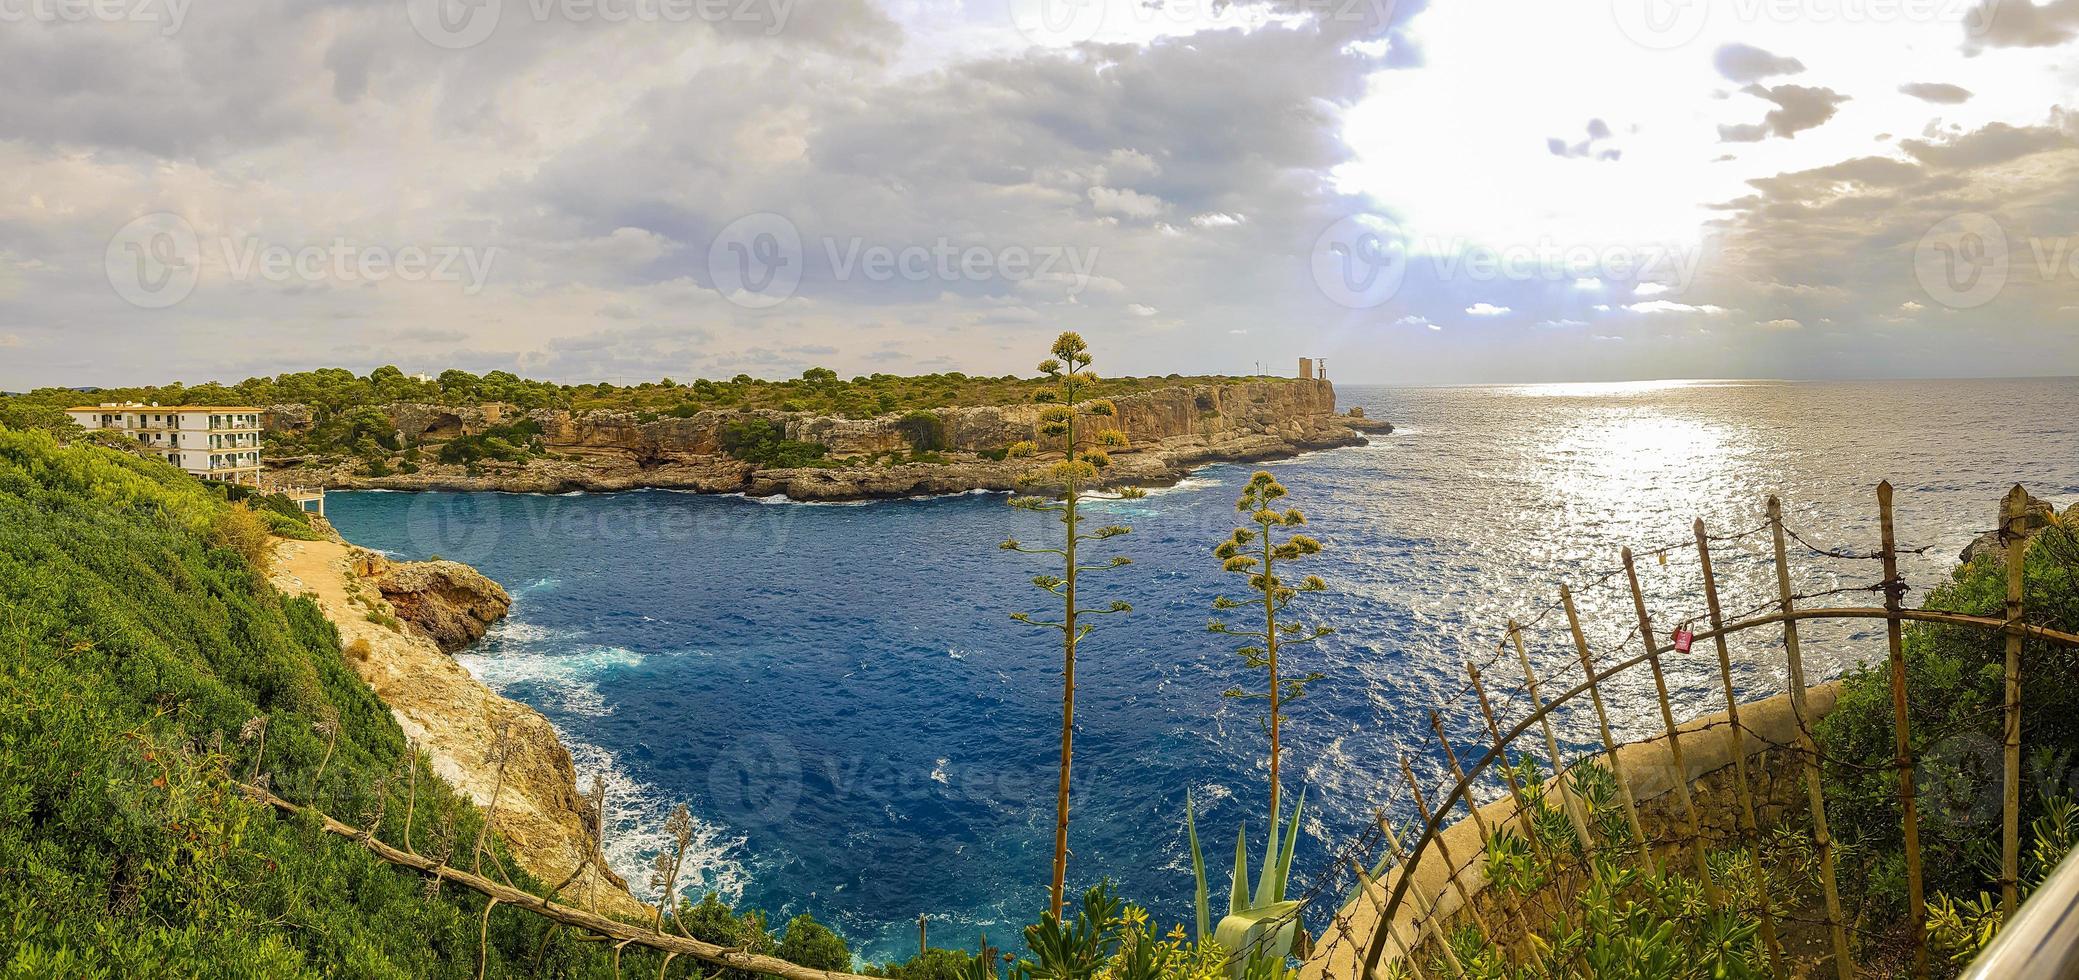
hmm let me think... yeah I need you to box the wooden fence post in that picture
[1465,662,1571,924]
[1559,585,1655,876]
[1346,854,1430,980]
[2000,484,2029,919]
[1429,710,1541,955]
[1399,757,1500,958]
[1694,518,1787,980]
[1508,622,1596,855]
[1621,547,1719,906]
[1877,482,1928,975]
[1767,495,1855,979]
[1378,813,1469,979]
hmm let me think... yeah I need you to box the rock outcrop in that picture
[365,556,513,653]
[1958,495,2069,565]
[285,379,1377,500]
[269,533,645,920]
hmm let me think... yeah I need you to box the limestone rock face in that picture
[367,557,514,653]
[269,535,643,919]
[286,379,1377,500]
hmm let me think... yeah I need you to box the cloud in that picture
[1633,282,1672,296]
[1627,300,1728,314]
[1546,118,1621,160]
[1899,82,1974,104]
[1465,302,1510,315]
[1961,0,2079,53]
[1126,303,1158,316]
[1536,318,1587,328]
[1760,318,1803,330]
[1088,186,1168,219]
[1901,121,2071,168]
[0,334,20,348]
[1713,43,1806,83]
[1719,84,1851,142]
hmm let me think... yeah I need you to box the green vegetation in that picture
[1000,332,1148,916]
[1404,759,1781,979]
[720,418,829,468]
[435,419,547,466]
[0,424,892,978]
[1815,510,2079,970]
[968,884,1232,980]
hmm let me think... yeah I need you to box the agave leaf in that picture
[1187,795,1210,945]
[1212,900,1304,978]
[1273,789,1306,903]
[1253,795,1280,908]
[1229,823,1250,919]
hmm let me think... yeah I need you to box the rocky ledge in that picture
[294,379,1382,502]
[366,555,513,653]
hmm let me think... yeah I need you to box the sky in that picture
[3,0,2078,388]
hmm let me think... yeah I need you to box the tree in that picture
[1000,331,1146,917]
[1209,472,1330,831]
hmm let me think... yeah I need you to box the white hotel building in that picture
[66,403,266,484]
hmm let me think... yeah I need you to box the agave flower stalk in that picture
[1210,471,1331,826]
[1001,331,1145,917]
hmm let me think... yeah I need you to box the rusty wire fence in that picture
[1271,483,2079,980]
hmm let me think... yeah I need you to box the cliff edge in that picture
[285,378,1378,500]
[269,532,646,919]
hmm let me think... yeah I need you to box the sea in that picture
[326,377,2079,964]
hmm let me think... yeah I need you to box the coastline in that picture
[278,379,1386,502]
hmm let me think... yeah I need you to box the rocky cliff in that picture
[276,379,1379,500]
[269,532,645,920]
[367,556,513,653]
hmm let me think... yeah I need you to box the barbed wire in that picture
[1288,497,2063,977]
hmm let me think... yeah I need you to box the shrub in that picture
[896,410,951,452]
[777,913,853,972]
[719,418,828,468]
[211,501,279,573]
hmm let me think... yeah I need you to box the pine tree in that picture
[1000,331,1145,916]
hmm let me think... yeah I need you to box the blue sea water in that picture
[327,378,2079,965]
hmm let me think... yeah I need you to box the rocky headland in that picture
[273,379,1383,501]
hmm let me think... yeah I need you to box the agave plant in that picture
[1185,789,1306,978]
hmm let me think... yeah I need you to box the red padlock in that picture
[1672,628,1694,653]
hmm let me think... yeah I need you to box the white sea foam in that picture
[565,738,751,907]
[930,758,950,785]
[455,645,642,718]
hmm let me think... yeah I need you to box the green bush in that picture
[895,411,950,452]
[1817,515,2079,963]
[777,913,853,972]
[719,418,828,468]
